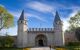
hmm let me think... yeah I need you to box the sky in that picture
[0,0,80,36]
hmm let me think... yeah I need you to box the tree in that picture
[0,36,5,47]
[0,35,14,47]
[75,27,80,41]
[69,11,80,31]
[4,35,14,47]
[0,6,14,30]
[68,11,80,41]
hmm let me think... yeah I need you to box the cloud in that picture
[26,13,47,22]
[61,5,80,12]
[60,5,80,32]
[0,29,6,36]
[62,10,78,32]
[9,10,47,23]
[62,18,69,32]
[7,26,17,36]
[69,5,80,10]
[27,1,53,13]
[0,26,17,36]
[68,10,78,18]
[9,11,21,18]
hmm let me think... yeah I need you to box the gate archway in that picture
[35,34,47,46]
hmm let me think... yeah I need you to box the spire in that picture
[19,10,26,20]
[54,11,61,22]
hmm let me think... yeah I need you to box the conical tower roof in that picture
[19,10,26,20]
[54,11,61,22]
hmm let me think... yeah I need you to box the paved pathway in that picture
[30,47,55,50]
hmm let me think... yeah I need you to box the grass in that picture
[54,46,80,50]
[0,47,22,50]
[0,47,30,50]
[23,48,30,50]
[55,48,67,50]
[1,46,80,50]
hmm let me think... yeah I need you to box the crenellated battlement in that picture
[28,28,54,31]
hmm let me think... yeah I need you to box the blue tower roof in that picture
[54,11,61,22]
[19,10,26,20]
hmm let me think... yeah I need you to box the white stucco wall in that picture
[27,32,54,47]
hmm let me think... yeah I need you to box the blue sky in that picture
[0,0,80,35]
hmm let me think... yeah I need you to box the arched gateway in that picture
[35,34,47,46]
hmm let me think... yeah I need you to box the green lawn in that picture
[0,48,22,50]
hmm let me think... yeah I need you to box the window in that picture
[21,21,22,23]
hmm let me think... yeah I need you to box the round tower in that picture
[53,11,65,46]
[17,10,28,48]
